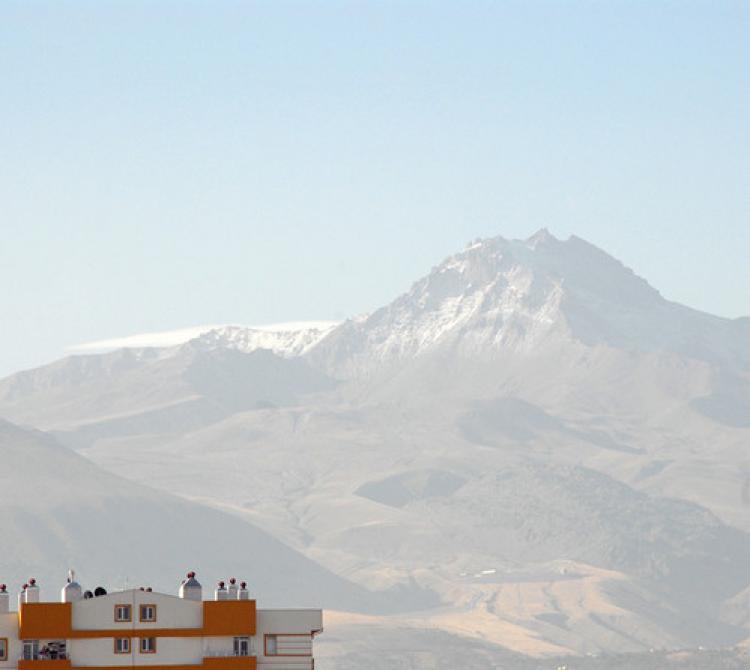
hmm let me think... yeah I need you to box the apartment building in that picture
[0,573,322,670]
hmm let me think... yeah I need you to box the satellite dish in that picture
[94,586,107,597]
[83,590,94,599]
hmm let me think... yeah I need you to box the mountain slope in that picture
[0,346,335,432]
[68,400,750,653]
[0,419,431,613]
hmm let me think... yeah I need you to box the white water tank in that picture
[237,581,249,600]
[62,570,83,603]
[0,584,9,613]
[215,581,228,601]
[179,572,202,601]
[25,578,40,603]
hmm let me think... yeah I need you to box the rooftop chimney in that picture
[0,584,9,613]
[215,581,228,601]
[237,581,249,600]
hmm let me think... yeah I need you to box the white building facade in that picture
[0,574,322,670]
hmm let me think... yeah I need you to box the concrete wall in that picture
[0,612,21,668]
[72,591,202,631]
[70,637,204,667]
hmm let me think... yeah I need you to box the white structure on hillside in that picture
[0,573,322,670]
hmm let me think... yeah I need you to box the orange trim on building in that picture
[19,603,73,638]
[202,657,256,670]
[202,601,255,636]
[18,660,71,670]
[19,601,255,640]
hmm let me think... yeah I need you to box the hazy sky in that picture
[1,1,748,376]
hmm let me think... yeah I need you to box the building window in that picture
[264,634,311,657]
[40,641,66,660]
[0,638,7,662]
[139,638,156,654]
[265,635,277,656]
[114,605,132,622]
[114,638,131,654]
[233,637,250,657]
[23,641,40,661]
[139,604,157,622]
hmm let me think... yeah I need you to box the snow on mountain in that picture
[309,230,749,377]
[187,322,339,358]
[68,321,339,358]
[67,325,229,353]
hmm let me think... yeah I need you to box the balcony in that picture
[18,660,71,670]
[203,658,256,670]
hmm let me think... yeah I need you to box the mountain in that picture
[2,230,750,666]
[306,231,750,456]
[311,230,749,376]
[0,343,336,433]
[0,418,432,613]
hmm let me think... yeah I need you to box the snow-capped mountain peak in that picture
[185,321,339,358]
[308,231,746,376]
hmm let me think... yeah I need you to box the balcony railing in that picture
[18,659,71,670]
[257,661,313,670]
[203,658,256,670]
[204,651,256,658]
[18,660,259,670]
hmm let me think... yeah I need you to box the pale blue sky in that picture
[1,1,748,376]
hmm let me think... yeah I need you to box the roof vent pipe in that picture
[0,584,9,614]
[215,581,228,601]
[179,571,202,601]
[237,581,249,600]
[25,578,40,603]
